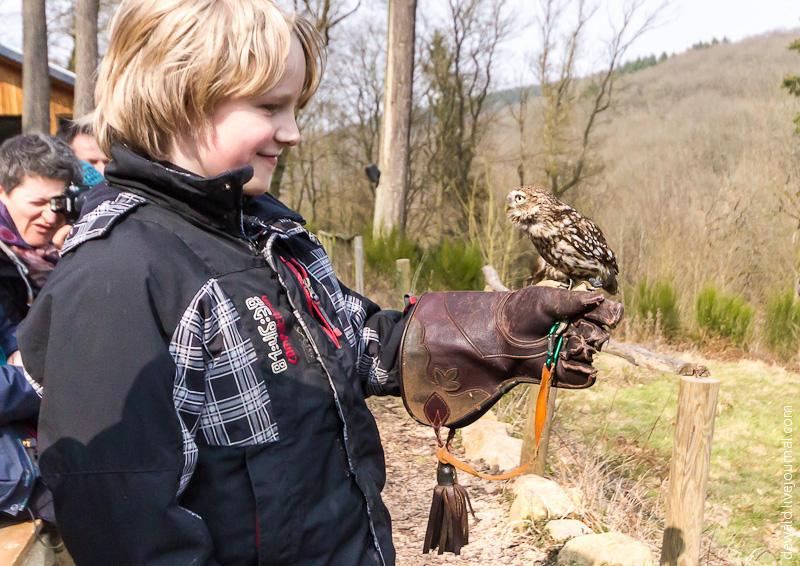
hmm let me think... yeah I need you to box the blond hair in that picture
[94,0,325,159]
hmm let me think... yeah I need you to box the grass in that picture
[764,291,800,361]
[628,279,682,340]
[549,352,800,564]
[696,286,755,346]
[418,240,484,291]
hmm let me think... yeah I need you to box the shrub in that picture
[363,228,421,277]
[363,232,483,292]
[695,286,754,346]
[629,279,681,339]
[419,240,484,291]
[763,291,800,360]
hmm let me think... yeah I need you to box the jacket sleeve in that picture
[17,232,219,565]
[339,283,409,397]
[0,303,39,425]
[0,303,18,356]
[0,365,40,426]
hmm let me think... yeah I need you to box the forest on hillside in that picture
[35,1,800,361]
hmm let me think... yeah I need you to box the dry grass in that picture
[498,351,800,565]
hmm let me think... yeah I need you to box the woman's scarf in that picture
[0,200,59,290]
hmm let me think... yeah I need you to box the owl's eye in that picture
[514,194,526,203]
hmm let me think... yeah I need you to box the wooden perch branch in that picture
[482,265,509,292]
[603,340,710,377]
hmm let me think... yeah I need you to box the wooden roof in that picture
[0,43,75,88]
[0,43,75,136]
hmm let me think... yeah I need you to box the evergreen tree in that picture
[784,39,800,133]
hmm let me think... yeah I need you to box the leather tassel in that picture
[423,462,474,555]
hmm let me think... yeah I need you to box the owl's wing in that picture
[572,215,616,268]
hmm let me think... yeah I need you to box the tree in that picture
[532,0,663,197]
[415,0,510,232]
[45,1,122,70]
[22,0,50,134]
[269,0,362,198]
[373,0,417,237]
[783,38,800,133]
[294,0,362,46]
[74,0,99,118]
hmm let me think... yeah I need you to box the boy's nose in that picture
[276,116,301,147]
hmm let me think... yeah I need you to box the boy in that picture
[18,1,620,564]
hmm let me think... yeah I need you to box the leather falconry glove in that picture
[399,286,624,430]
[399,286,623,556]
[400,287,623,554]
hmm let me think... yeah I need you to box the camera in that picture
[50,183,90,224]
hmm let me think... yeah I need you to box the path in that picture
[370,396,547,566]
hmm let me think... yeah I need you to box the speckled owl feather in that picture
[506,185,619,294]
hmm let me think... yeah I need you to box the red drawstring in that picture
[279,256,342,349]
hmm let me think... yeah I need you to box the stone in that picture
[524,549,550,564]
[556,532,655,566]
[460,411,522,471]
[508,474,576,523]
[545,519,592,542]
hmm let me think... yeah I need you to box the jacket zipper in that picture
[279,256,342,349]
[263,235,386,566]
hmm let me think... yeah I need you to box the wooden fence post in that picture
[354,236,365,295]
[520,385,556,474]
[660,376,720,566]
[395,258,411,309]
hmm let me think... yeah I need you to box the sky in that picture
[0,0,798,84]
[494,0,800,87]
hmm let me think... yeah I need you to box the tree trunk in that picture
[372,0,417,238]
[22,0,50,134]
[269,151,289,197]
[74,0,99,118]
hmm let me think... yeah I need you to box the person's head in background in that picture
[93,0,325,196]
[0,134,81,248]
[58,119,109,175]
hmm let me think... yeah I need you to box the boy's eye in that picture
[260,104,279,113]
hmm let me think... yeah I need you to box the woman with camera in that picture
[0,133,81,522]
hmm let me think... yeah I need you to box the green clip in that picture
[546,322,566,369]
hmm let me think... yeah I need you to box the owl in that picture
[506,185,619,294]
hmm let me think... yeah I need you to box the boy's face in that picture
[0,175,67,247]
[173,36,305,196]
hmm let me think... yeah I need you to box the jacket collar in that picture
[103,145,306,238]
[105,144,252,236]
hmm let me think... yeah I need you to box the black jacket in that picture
[18,146,405,565]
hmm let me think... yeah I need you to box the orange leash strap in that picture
[534,364,553,446]
[436,364,553,481]
[436,322,565,482]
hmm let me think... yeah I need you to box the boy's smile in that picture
[168,35,307,196]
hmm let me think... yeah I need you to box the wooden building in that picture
[0,43,74,143]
